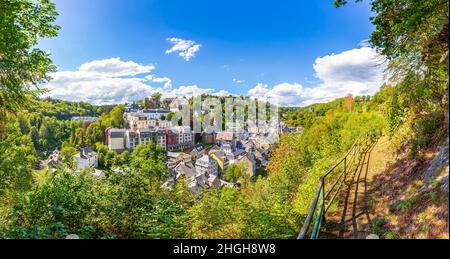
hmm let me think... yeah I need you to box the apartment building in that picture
[106,128,125,152]
[167,126,194,151]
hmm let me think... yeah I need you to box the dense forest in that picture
[0,0,448,238]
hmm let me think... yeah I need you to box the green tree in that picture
[85,122,104,146]
[17,113,30,135]
[59,146,78,168]
[188,188,250,239]
[129,143,168,182]
[29,126,40,149]
[120,150,130,165]
[0,0,60,113]
[104,150,119,169]
[101,168,189,238]
[336,0,449,126]
[151,92,162,108]
[0,119,37,196]
[101,105,124,128]
[74,128,85,148]
[224,163,247,183]
[9,168,101,232]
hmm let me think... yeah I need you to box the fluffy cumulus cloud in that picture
[248,47,386,106]
[44,46,386,107]
[164,85,214,98]
[165,38,201,61]
[248,83,270,98]
[43,58,221,105]
[213,90,235,97]
[43,58,159,105]
[248,83,304,106]
[145,75,173,89]
[44,70,157,105]
[79,57,155,77]
[313,47,385,85]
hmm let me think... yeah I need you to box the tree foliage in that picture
[0,0,60,113]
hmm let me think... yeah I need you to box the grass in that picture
[396,198,416,213]
[383,231,400,239]
[371,218,387,237]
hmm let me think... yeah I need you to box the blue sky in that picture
[41,0,386,106]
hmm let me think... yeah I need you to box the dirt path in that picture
[321,135,449,239]
[321,138,385,239]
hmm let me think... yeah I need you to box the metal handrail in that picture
[297,130,378,239]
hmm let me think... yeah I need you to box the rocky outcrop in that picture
[440,174,449,193]
[366,234,380,239]
[423,145,449,184]
[65,234,80,239]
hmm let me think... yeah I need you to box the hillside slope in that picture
[366,137,449,239]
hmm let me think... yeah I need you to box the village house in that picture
[167,152,193,171]
[237,153,257,177]
[195,155,219,177]
[125,130,139,150]
[226,149,246,164]
[93,169,106,179]
[210,150,229,174]
[168,160,230,194]
[201,132,216,144]
[140,108,170,120]
[123,108,170,129]
[190,144,205,159]
[124,102,141,113]
[73,147,98,170]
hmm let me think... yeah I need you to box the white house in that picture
[195,155,219,177]
[73,147,98,170]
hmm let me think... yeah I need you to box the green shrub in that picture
[396,198,416,213]
[372,218,387,236]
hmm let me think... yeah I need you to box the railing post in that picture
[344,156,347,176]
[322,178,326,223]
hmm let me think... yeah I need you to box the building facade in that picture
[167,126,194,151]
[195,155,219,177]
[107,128,125,152]
[73,147,98,170]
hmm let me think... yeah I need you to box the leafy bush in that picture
[372,218,387,236]
[396,198,416,213]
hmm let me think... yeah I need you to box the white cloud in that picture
[79,57,155,77]
[248,47,386,107]
[213,90,235,97]
[43,58,169,105]
[313,47,384,84]
[44,71,157,105]
[248,83,304,106]
[146,75,173,89]
[248,83,270,98]
[232,78,245,84]
[43,45,386,107]
[164,85,214,98]
[43,57,235,104]
[165,38,201,61]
